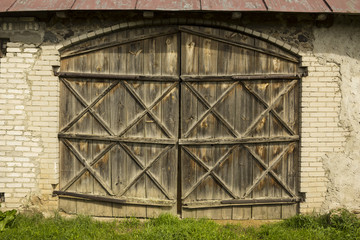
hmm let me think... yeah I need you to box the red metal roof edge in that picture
[1,0,360,13]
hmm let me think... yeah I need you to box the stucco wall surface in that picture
[312,17,360,212]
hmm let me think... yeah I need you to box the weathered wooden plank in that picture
[245,144,298,198]
[180,30,200,216]
[214,27,299,61]
[179,26,299,63]
[242,80,296,137]
[183,81,239,138]
[183,199,300,209]
[282,204,298,219]
[182,146,237,200]
[120,144,173,197]
[270,146,283,201]
[124,143,147,217]
[181,32,199,75]
[143,72,164,218]
[199,27,218,76]
[59,78,118,135]
[181,147,197,204]
[60,56,75,72]
[196,83,215,139]
[67,79,93,214]
[162,84,178,137]
[160,33,179,143]
[251,146,268,219]
[54,191,125,204]
[180,74,301,82]
[269,79,286,221]
[112,145,132,217]
[59,140,77,214]
[242,80,297,137]
[92,80,114,216]
[266,205,282,219]
[182,209,197,218]
[162,34,178,76]
[233,206,252,220]
[196,208,232,220]
[62,139,115,196]
[213,77,235,217]
[121,81,175,139]
[72,79,94,215]
[217,40,235,75]
[179,136,299,145]
[61,28,180,59]
[58,134,177,145]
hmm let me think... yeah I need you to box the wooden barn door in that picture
[58,25,301,219]
[58,27,179,217]
[179,26,301,219]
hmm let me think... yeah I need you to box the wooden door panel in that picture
[180,30,298,76]
[61,33,179,76]
[180,27,300,219]
[59,25,300,219]
[59,28,179,217]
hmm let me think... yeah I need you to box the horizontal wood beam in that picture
[58,133,177,145]
[58,73,302,82]
[54,191,125,204]
[54,191,175,207]
[179,136,299,145]
[232,74,303,80]
[57,72,180,81]
[182,198,301,209]
[181,74,301,82]
[221,198,302,204]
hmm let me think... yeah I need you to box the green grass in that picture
[0,209,359,239]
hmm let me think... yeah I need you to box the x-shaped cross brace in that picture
[183,81,240,138]
[182,145,239,200]
[117,81,177,139]
[243,143,297,198]
[242,80,298,137]
[117,143,174,199]
[60,78,177,140]
[60,139,116,195]
[61,139,174,199]
[59,78,118,135]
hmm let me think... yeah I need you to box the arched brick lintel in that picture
[58,18,303,57]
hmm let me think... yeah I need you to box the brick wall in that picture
[0,42,60,211]
[299,53,348,213]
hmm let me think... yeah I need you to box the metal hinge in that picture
[298,67,308,77]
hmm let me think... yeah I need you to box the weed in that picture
[0,208,17,232]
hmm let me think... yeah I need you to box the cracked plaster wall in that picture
[312,16,360,212]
